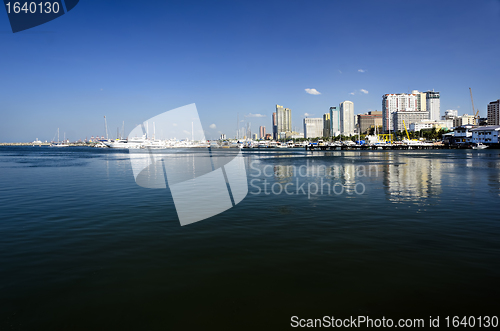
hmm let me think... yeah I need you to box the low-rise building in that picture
[470,126,500,144]
[357,111,383,134]
[392,111,429,132]
[451,125,476,145]
[453,114,476,127]
[409,119,453,132]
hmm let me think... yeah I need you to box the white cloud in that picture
[209,124,216,129]
[245,113,266,118]
[305,88,321,95]
[358,69,365,73]
[172,123,178,127]
[338,70,342,74]
[350,92,355,95]
[304,113,312,117]
[360,89,369,94]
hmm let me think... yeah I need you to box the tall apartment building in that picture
[487,99,500,125]
[329,106,341,136]
[382,93,418,132]
[382,90,435,132]
[272,112,277,140]
[414,90,427,114]
[426,90,440,121]
[259,126,266,139]
[340,101,354,136]
[303,118,324,139]
[323,113,331,137]
[275,105,292,138]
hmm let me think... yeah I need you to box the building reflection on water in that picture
[250,150,500,201]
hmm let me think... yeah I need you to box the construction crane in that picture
[469,88,480,125]
[403,120,410,140]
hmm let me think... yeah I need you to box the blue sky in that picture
[1,0,499,142]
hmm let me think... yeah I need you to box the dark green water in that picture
[1,147,499,330]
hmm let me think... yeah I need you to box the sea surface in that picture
[1,146,499,330]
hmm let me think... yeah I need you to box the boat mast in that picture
[104,116,109,140]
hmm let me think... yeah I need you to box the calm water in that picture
[1,146,499,330]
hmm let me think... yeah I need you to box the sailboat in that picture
[50,128,69,147]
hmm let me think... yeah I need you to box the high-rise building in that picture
[487,99,500,125]
[276,105,292,138]
[323,113,331,137]
[413,90,427,113]
[357,111,383,134]
[426,90,440,121]
[382,90,434,132]
[259,126,266,139]
[329,106,340,136]
[340,101,354,136]
[382,93,418,132]
[303,118,323,139]
[272,112,277,140]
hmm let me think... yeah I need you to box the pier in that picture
[306,144,454,151]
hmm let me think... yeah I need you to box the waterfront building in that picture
[409,119,453,132]
[264,133,272,140]
[340,101,354,136]
[276,105,292,138]
[470,125,500,144]
[357,111,383,134]
[285,131,303,139]
[392,111,429,132]
[382,93,419,132]
[303,118,324,139]
[452,125,476,145]
[220,134,226,140]
[329,106,341,136]
[323,113,331,137]
[252,133,258,140]
[259,126,266,139]
[487,99,500,125]
[426,90,441,122]
[272,112,277,140]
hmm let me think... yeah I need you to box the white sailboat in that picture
[50,128,69,147]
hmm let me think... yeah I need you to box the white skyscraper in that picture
[340,101,354,136]
[382,90,433,132]
[303,118,324,138]
[426,91,440,121]
[329,106,341,136]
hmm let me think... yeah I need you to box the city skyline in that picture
[1,0,499,142]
